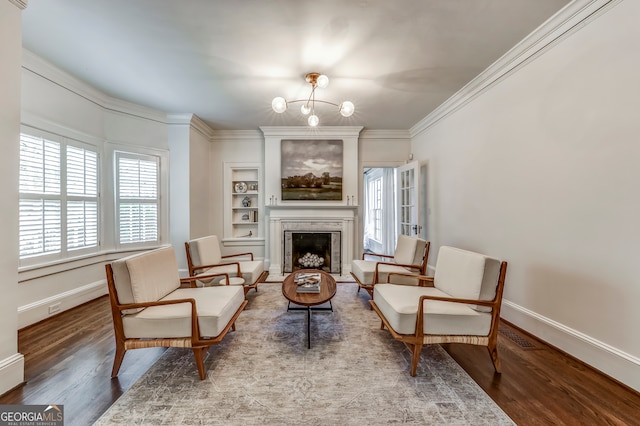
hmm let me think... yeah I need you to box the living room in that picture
[1,0,639,424]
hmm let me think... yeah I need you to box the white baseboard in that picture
[0,353,24,396]
[502,299,640,392]
[17,280,108,329]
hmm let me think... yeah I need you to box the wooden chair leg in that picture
[193,347,209,380]
[410,343,423,377]
[488,343,501,373]
[380,320,385,330]
[111,344,126,378]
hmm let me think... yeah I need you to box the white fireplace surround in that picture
[267,208,355,277]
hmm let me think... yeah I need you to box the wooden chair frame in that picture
[352,241,430,297]
[184,241,260,295]
[369,261,507,376]
[105,264,248,380]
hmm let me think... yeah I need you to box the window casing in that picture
[19,131,99,264]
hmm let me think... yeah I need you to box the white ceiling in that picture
[21,0,571,130]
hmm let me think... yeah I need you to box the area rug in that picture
[95,283,514,425]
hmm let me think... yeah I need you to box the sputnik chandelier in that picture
[271,72,355,127]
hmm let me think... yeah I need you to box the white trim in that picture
[410,0,617,137]
[260,126,363,138]
[0,353,25,396]
[211,130,263,141]
[17,280,108,329]
[22,49,167,124]
[166,113,215,140]
[502,299,640,392]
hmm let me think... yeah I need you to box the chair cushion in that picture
[351,259,420,285]
[393,235,427,266]
[373,284,492,336]
[190,235,222,266]
[125,246,181,304]
[198,260,264,286]
[122,285,245,339]
[433,246,485,300]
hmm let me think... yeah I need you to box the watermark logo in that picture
[0,405,63,426]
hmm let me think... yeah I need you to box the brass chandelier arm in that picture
[271,72,355,126]
[285,98,341,108]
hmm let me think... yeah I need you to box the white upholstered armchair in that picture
[351,235,429,297]
[370,246,507,376]
[185,235,265,295]
[105,246,248,380]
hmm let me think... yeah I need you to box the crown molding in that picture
[410,0,617,138]
[22,48,167,124]
[359,129,411,140]
[211,130,263,141]
[259,126,363,138]
[8,0,27,10]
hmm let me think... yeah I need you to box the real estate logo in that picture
[0,405,63,426]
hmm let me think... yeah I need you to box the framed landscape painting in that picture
[281,139,343,201]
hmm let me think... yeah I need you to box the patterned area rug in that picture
[95,283,514,425]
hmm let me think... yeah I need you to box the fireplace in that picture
[284,231,341,274]
[266,210,355,277]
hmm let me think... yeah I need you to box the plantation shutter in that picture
[19,134,62,257]
[116,154,159,244]
[66,145,98,250]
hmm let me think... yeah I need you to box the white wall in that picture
[18,50,170,328]
[0,0,25,396]
[411,0,640,391]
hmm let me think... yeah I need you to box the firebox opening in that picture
[292,232,331,272]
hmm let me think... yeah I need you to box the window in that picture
[19,132,99,261]
[115,152,159,245]
[370,176,383,242]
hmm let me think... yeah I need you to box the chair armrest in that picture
[118,297,196,312]
[418,294,497,308]
[180,273,231,288]
[222,252,254,261]
[386,272,434,286]
[372,261,423,284]
[362,252,394,260]
[190,261,242,277]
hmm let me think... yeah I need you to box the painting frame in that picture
[281,139,343,201]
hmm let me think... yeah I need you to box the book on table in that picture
[295,272,322,293]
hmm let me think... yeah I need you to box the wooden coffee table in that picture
[282,269,337,349]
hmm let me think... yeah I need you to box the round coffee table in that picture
[282,269,337,349]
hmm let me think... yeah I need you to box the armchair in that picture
[105,246,248,380]
[185,235,266,295]
[351,235,429,297]
[370,246,507,376]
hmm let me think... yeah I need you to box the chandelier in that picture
[271,72,355,127]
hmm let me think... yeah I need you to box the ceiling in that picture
[21,0,571,131]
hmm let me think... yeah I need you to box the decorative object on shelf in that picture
[234,182,247,193]
[241,213,250,221]
[298,252,325,269]
[249,183,258,191]
[271,72,355,127]
[242,196,251,207]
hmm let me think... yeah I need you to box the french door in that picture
[396,161,422,238]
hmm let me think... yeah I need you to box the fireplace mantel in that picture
[266,207,355,277]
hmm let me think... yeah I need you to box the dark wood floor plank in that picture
[1,291,639,426]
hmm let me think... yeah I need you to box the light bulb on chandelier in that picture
[271,72,355,126]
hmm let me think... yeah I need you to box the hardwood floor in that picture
[2,284,639,426]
